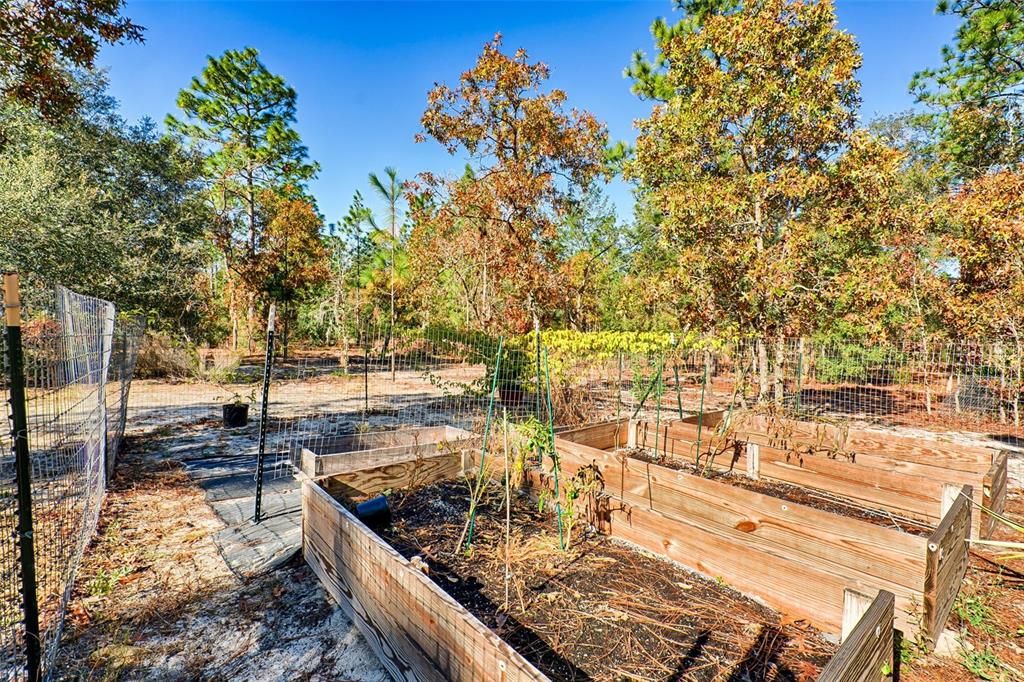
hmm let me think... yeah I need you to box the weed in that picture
[899,597,931,666]
[88,566,131,597]
[955,589,997,634]
[960,647,1005,681]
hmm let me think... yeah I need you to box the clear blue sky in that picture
[97,0,959,225]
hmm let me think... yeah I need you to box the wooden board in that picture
[306,439,478,478]
[632,420,941,522]
[552,436,928,637]
[321,451,465,498]
[924,485,972,644]
[303,481,549,681]
[982,452,1009,540]
[736,413,995,471]
[297,425,464,456]
[297,426,476,477]
[303,444,945,678]
[819,591,895,682]
[629,417,1007,539]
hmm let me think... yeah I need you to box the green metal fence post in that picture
[254,304,276,524]
[3,273,41,681]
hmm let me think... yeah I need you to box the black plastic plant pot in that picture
[355,495,391,529]
[222,403,249,428]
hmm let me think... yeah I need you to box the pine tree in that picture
[167,47,318,260]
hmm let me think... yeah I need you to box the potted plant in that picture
[221,387,257,428]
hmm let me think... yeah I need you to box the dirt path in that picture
[52,434,385,681]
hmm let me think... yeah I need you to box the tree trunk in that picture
[756,337,769,403]
[773,331,785,406]
[283,301,290,360]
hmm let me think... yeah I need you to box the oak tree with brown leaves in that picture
[410,35,608,333]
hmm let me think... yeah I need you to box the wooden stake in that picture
[841,589,874,642]
[746,442,760,480]
[940,483,960,518]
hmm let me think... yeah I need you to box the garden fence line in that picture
[250,330,1023,481]
[1,274,144,681]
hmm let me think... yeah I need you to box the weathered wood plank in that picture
[633,422,941,521]
[297,425,461,457]
[737,413,995,470]
[552,437,927,636]
[321,451,464,497]
[312,439,477,477]
[819,590,895,682]
[982,452,1009,540]
[303,481,549,681]
[924,485,972,644]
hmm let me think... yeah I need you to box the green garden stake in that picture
[654,363,663,458]
[674,363,684,419]
[631,353,667,420]
[795,346,804,413]
[543,348,566,550]
[465,336,504,549]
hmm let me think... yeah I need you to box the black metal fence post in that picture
[3,273,41,681]
[254,304,276,524]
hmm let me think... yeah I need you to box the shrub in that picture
[134,331,198,379]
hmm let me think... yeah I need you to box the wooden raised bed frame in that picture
[293,425,478,478]
[302,442,897,681]
[556,420,971,645]
[628,411,1007,540]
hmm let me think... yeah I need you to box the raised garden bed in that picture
[301,442,897,681]
[627,411,1007,540]
[293,425,478,478]
[555,420,971,645]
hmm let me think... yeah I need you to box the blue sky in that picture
[97,0,959,225]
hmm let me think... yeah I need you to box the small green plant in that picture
[899,597,931,666]
[960,647,1004,680]
[88,566,131,597]
[955,590,996,634]
[515,416,549,467]
[222,386,257,406]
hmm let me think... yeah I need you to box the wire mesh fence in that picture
[256,330,1020,481]
[1,279,144,681]
[266,326,539,479]
[545,338,1024,440]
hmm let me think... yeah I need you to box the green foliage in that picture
[911,0,1024,177]
[627,0,865,340]
[515,416,551,464]
[87,566,131,597]
[0,75,216,336]
[0,0,143,121]
[960,647,1005,680]
[810,341,893,384]
[625,0,741,102]
[535,330,677,358]
[955,591,996,633]
[167,47,318,266]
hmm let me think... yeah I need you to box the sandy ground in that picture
[51,432,386,681]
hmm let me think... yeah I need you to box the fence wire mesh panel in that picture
[268,326,536,478]
[537,337,1024,440]
[0,281,144,681]
[104,316,145,480]
[262,331,1023,481]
